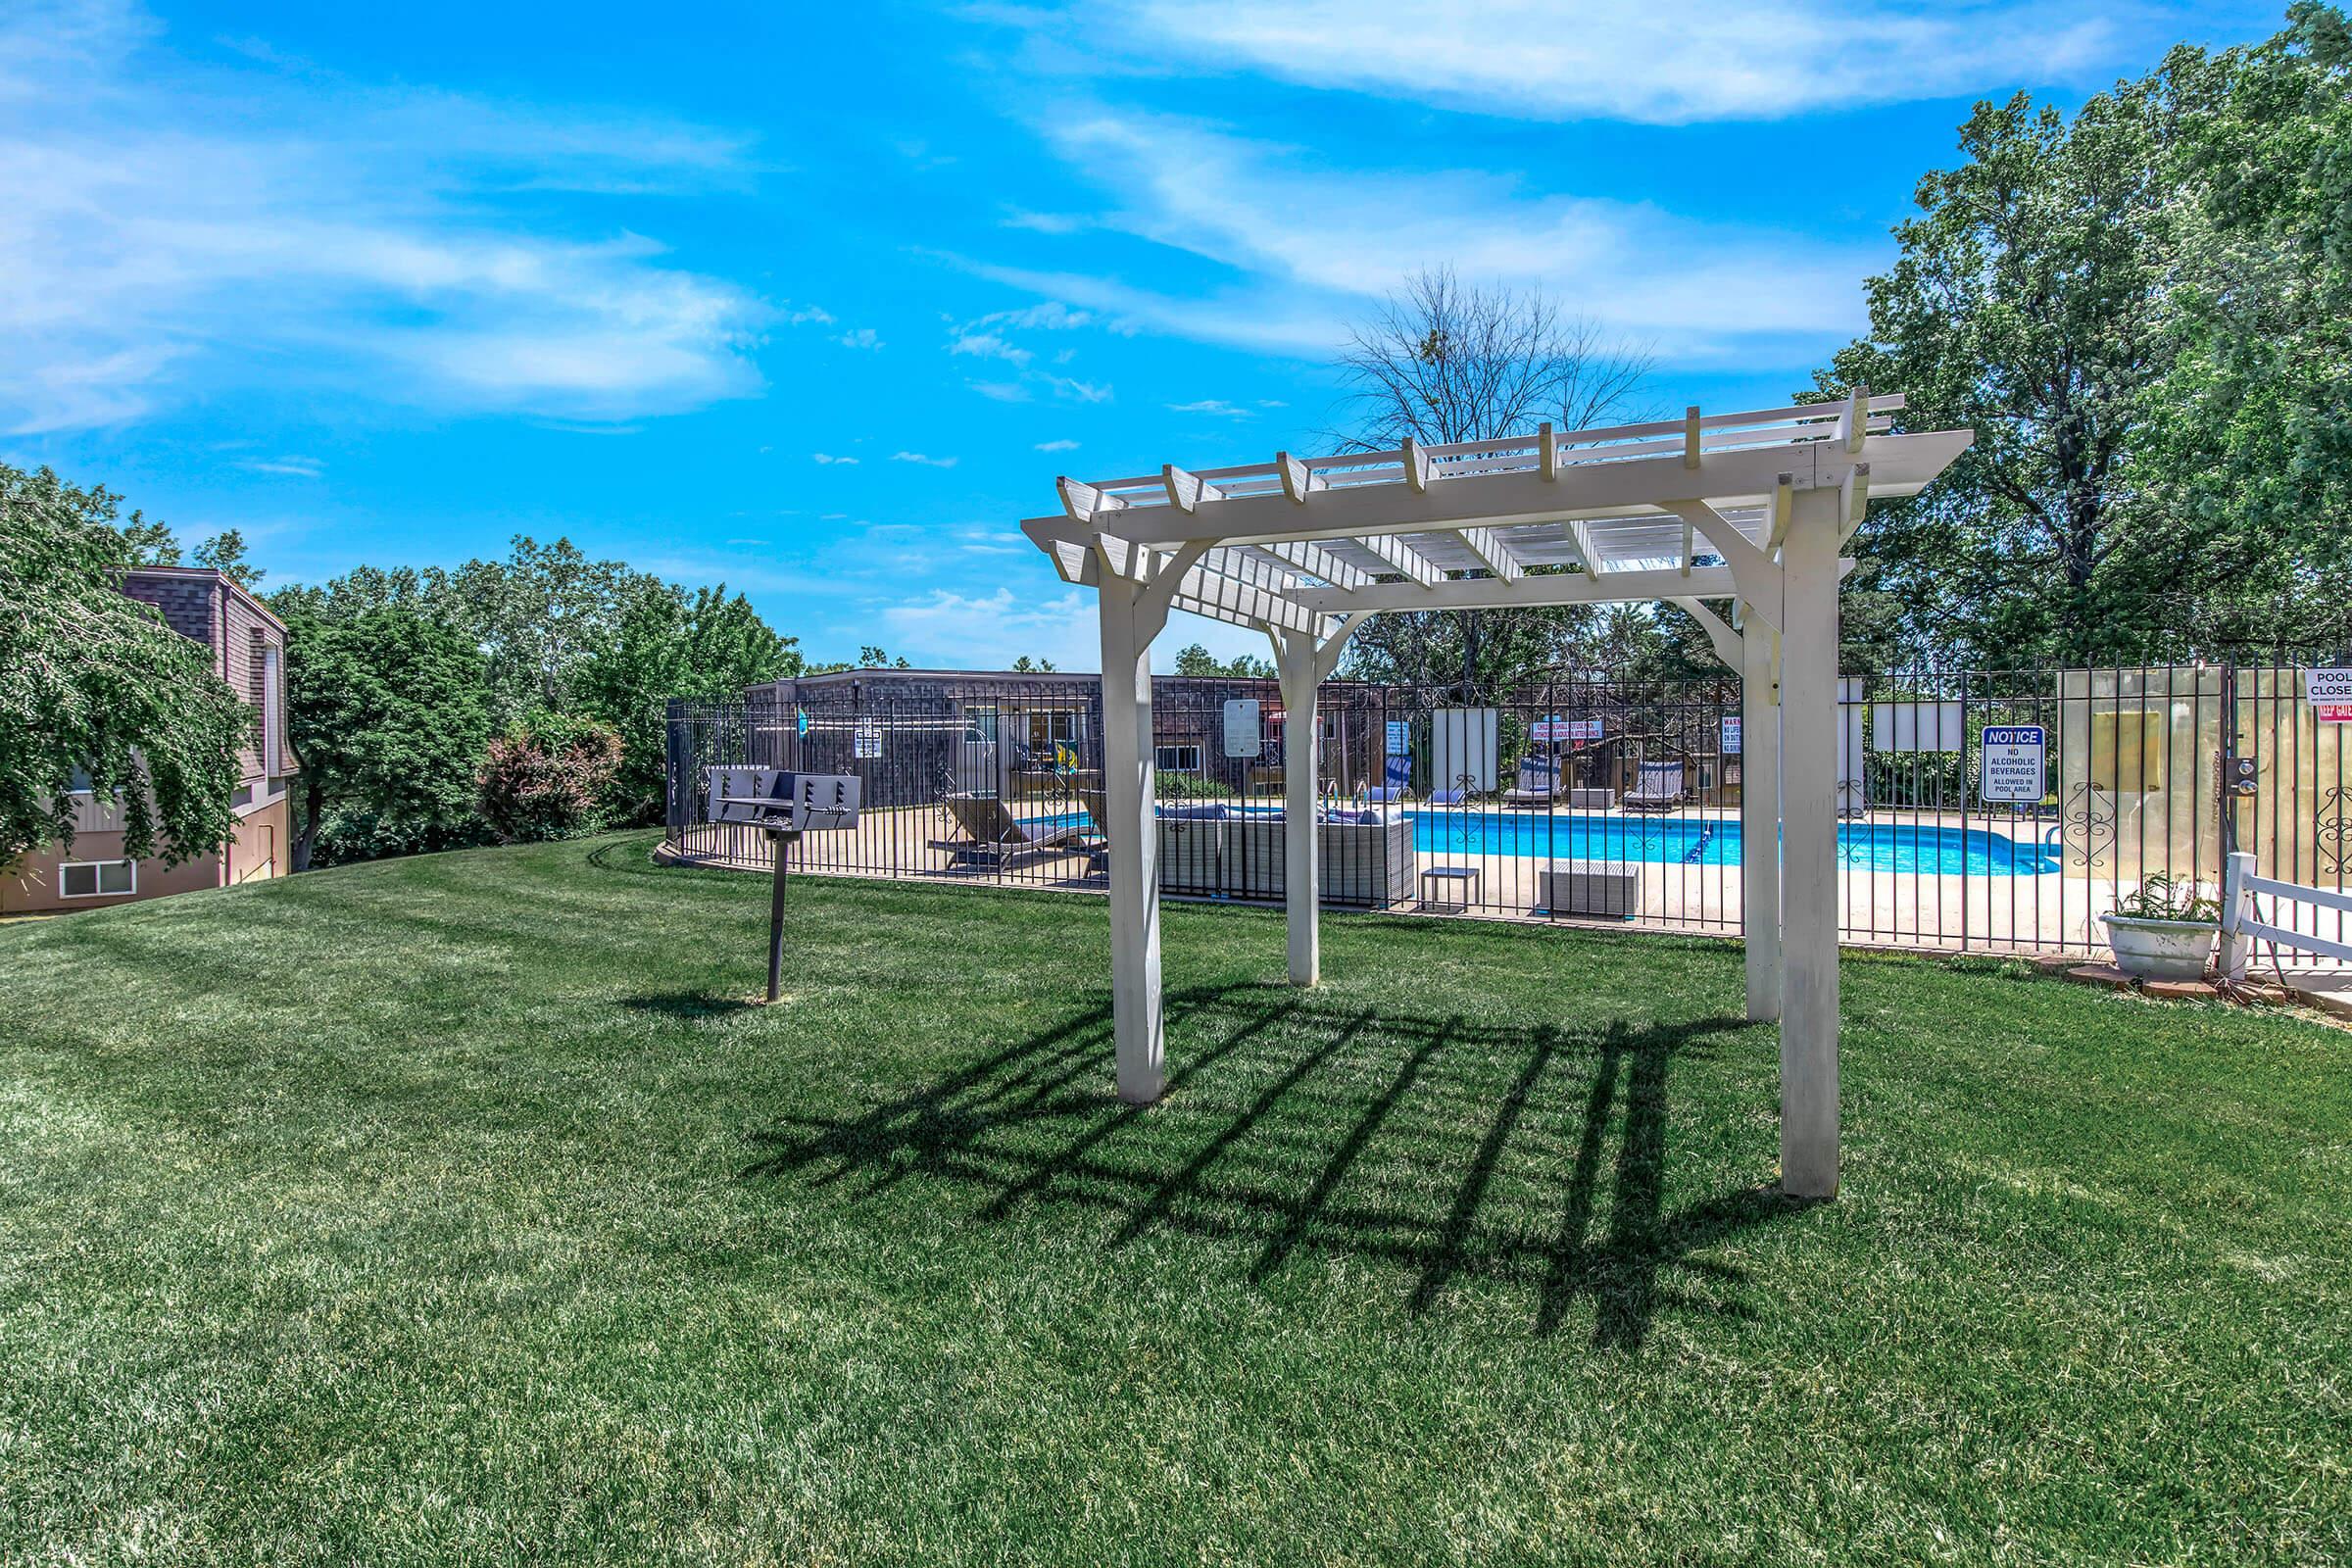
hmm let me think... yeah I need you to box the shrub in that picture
[476,713,622,843]
[1158,772,1236,801]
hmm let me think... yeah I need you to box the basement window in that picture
[60,860,135,898]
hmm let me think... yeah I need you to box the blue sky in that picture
[0,0,2286,670]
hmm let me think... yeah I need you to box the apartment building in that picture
[3,566,297,913]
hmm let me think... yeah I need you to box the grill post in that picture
[764,825,791,1004]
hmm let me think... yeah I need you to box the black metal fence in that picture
[662,662,2352,958]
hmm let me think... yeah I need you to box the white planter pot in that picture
[2099,914,2216,982]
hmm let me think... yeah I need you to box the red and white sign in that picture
[2307,668,2352,724]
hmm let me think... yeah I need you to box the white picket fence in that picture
[2220,851,2352,979]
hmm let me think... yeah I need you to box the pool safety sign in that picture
[1222,699,1263,758]
[1721,715,1741,756]
[2306,668,2352,723]
[1386,719,1410,756]
[1980,724,2047,804]
[853,720,882,760]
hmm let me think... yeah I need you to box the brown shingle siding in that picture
[121,567,296,782]
[121,571,219,647]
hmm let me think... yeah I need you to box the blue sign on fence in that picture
[1386,719,1410,756]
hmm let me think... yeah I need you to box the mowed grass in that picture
[1,834,2347,1566]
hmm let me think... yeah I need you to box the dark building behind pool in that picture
[688,667,1385,813]
[664,665,1736,828]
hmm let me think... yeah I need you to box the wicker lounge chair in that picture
[1500,755,1563,807]
[932,793,1090,865]
[1622,761,1686,813]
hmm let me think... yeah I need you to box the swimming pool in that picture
[1406,810,2060,876]
[1017,807,2061,875]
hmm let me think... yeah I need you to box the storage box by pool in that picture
[1152,808,1415,906]
[1540,859,1643,918]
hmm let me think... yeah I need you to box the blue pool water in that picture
[1403,810,2059,876]
[1025,807,2060,876]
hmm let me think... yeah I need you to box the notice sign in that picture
[853,721,882,760]
[2306,668,2352,723]
[1721,715,1741,756]
[1385,719,1410,756]
[1981,724,2047,804]
[1222,699,1263,758]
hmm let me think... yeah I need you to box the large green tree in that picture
[423,536,668,723]
[1818,6,2352,664]
[576,584,801,822]
[2141,4,2352,652]
[273,600,493,870]
[0,465,252,871]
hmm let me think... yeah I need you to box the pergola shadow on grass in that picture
[745,984,1813,1348]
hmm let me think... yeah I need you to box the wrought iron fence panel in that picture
[659,654,2352,963]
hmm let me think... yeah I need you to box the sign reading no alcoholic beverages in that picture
[1980,725,2047,804]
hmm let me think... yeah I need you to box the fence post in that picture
[2221,850,2255,983]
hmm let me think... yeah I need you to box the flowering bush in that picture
[476,712,622,843]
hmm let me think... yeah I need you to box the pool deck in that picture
[664,799,2154,957]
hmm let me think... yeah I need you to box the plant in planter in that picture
[2100,874,2222,982]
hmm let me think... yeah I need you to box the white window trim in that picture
[59,858,136,898]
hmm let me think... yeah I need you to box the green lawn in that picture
[3,834,2347,1565]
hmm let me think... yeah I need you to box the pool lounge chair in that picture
[1364,755,1413,805]
[1500,755,1563,807]
[1622,761,1686,813]
[932,793,1090,865]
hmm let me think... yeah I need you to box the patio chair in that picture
[931,792,1090,865]
[1500,754,1563,807]
[1426,786,1468,808]
[1622,760,1686,813]
[1364,755,1413,805]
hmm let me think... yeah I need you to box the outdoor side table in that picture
[1420,864,1480,908]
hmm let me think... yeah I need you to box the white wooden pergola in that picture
[1020,391,1970,1198]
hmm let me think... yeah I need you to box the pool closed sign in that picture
[2305,667,2352,723]
[1980,724,2047,805]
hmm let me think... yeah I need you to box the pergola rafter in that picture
[1021,390,1972,1200]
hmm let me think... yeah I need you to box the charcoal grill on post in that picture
[709,767,862,1002]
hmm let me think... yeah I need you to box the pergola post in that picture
[1778,489,1842,1197]
[1098,579,1165,1103]
[1740,605,1782,1022]
[1273,629,1321,986]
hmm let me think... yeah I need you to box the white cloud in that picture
[1167,398,1250,417]
[984,108,1877,362]
[234,455,324,477]
[0,1,770,433]
[891,450,957,466]
[811,452,859,465]
[835,327,883,350]
[876,587,1275,673]
[1043,372,1111,404]
[1041,0,2213,124]
[1034,438,1080,452]
[949,330,1032,366]
[787,304,836,325]
[967,378,1032,403]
